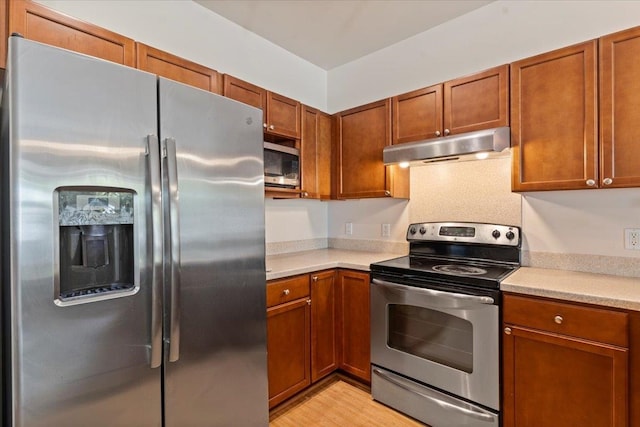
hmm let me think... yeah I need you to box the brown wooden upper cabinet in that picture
[335,99,409,199]
[599,26,640,188]
[511,41,598,192]
[392,64,509,144]
[301,105,332,200]
[9,0,135,66]
[223,74,301,139]
[136,43,222,94]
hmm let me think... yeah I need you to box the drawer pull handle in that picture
[504,327,512,335]
[554,315,563,324]
[283,289,290,296]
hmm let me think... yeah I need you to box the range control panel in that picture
[407,222,521,247]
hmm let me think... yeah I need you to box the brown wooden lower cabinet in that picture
[267,268,371,407]
[310,270,338,382]
[337,269,371,383]
[502,293,629,427]
[266,275,311,408]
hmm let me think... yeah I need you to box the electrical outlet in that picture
[624,228,640,250]
[345,222,353,235]
[382,223,391,237]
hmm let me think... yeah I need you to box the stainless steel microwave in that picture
[264,142,300,188]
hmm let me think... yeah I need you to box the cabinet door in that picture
[0,0,7,69]
[503,325,628,427]
[136,43,222,94]
[9,0,135,66]
[600,26,640,188]
[310,270,338,382]
[337,270,371,383]
[336,99,409,199]
[392,84,443,144]
[444,64,509,135]
[267,298,311,408]
[223,74,266,111]
[301,106,332,199]
[267,92,301,139]
[511,41,598,191]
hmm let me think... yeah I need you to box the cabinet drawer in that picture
[267,275,310,308]
[503,294,628,347]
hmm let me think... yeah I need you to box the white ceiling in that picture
[195,0,494,70]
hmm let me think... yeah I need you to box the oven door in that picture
[370,277,499,411]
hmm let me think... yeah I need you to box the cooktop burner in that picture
[370,255,516,284]
[432,264,488,275]
[370,221,521,290]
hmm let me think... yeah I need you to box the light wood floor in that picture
[269,377,425,426]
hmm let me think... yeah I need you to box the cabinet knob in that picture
[312,276,318,282]
[302,191,309,198]
[603,177,613,185]
[283,289,290,296]
[307,299,311,305]
[554,315,563,324]
[263,123,268,129]
[435,130,441,137]
[504,327,512,335]
[443,129,450,136]
[384,190,391,197]
[269,125,275,130]
[586,179,596,187]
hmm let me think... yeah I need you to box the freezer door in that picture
[159,78,268,426]
[2,38,162,426]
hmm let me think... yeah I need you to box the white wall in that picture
[328,0,640,112]
[328,199,409,243]
[37,0,327,111]
[522,189,640,257]
[265,199,328,243]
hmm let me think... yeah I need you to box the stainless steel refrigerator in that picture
[1,37,268,426]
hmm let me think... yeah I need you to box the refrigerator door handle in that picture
[147,134,163,369]
[164,137,182,362]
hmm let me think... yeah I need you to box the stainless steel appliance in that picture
[383,126,510,166]
[370,222,521,427]
[1,37,268,426]
[264,141,300,187]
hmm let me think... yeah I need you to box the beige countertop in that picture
[501,267,640,311]
[266,249,402,281]
[267,251,640,311]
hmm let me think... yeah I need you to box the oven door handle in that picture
[371,278,494,306]
[372,368,498,423]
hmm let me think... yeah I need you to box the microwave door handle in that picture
[146,135,163,369]
[371,278,494,306]
[372,368,498,423]
[164,137,182,363]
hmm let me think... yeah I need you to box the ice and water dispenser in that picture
[57,189,136,302]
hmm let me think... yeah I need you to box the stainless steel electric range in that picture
[370,221,521,427]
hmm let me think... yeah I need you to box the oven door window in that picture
[388,304,473,373]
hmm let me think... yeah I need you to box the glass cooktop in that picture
[370,255,518,286]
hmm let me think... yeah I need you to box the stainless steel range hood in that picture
[383,126,510,166]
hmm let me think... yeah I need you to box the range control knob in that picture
[419,226,427,235]
[409,226,417,235]
[492,229,501,239]
[506,231,515,240]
